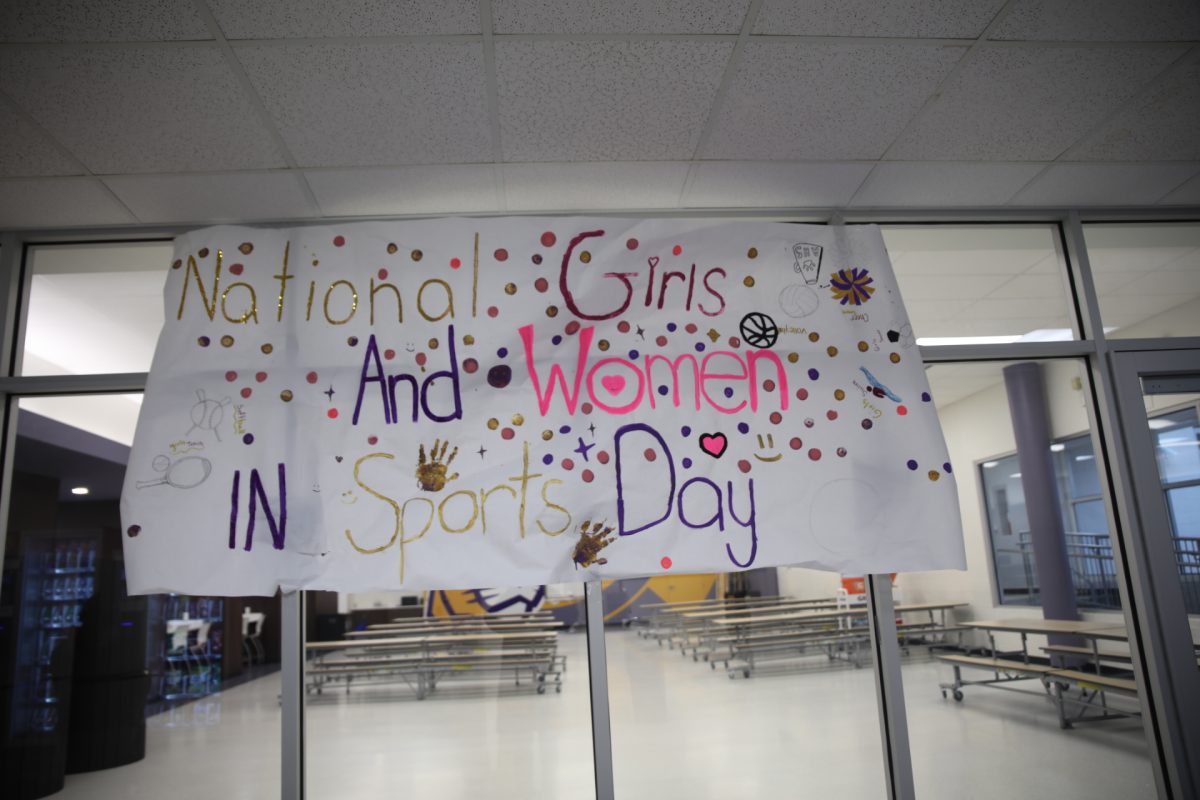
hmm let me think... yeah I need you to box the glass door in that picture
[1109,348,1200,799]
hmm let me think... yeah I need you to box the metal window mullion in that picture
[584,581,615,800]
[866,573,915,800]
[281,590,306,800]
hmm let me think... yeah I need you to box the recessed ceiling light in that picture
[71,486,89,496]
[1049,443,1065,452]
[982,461,998,468]
[1009,473,1022,479]
[1075,455,1094,462]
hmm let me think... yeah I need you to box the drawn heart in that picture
[335,456,343,463]
[648,256,659,269]
[699,433,727,458]
[600,375,626,396]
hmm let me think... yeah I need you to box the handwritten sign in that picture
[120,219,964,595]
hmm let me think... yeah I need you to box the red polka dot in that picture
[656,335,668,346]
[367,435,378,445]
[225,371,237,382]
[763,379,776,392]
[597,451,610,464]
[327,408,339,419]
[789,437,803,450]
[626,238,639,250]
[229,263,243,276]
[617,321,631,333]
[333,235,345,247]
[384,348,395,360]
[660,556,672,569]
[685,323,698,334]
[463,358,479,374]
[581,469,594,483]
[770,411,783,424]
[897,405,908,416]
[581,402,594,414]
[534,278,549,293]
[494,248,508,261]
[415,353,427,366]
[450,257,461,269]
[378,268,388,280]
[255,371,267,382]
[827,410,838,421]
[561,457,574,470]
[240,387,252,398]
[541,232,556,247]
[643,448,657,462]
[487,306,499,318]
[729,337,740,348]
[737,459,752,473]
[565,320,581,335]
[796,388,809,401]
[672,244,682,256]
[501,427,515,440]
[808,448,822,461]
[306,371,318,384]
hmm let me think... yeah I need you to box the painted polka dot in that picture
[862,419,874,430]
[221,335,235,347]
[561,457,574,470]
[897,405,908,416]
[922,392,932,402]
[488,306,499,318]
[384,348,396,360]
[415,353,427,367]
[543,454,554,466]
[787,352,799,364]
[789,437,802,450]
[534,277,549,292]
[582,469,595,483]
[667,322,677,332]
[241,387,252,398]
[449,257,461,269]
[834,389,846,401]
[505,282,518,295]
[858,341,869,352]
[743,276,755,288]
[672,244,682,256]
[906,459,918,470]
[837,447,848,458]
[685,323,698,334]
[661,556,672,569]
[546,306,558,318]
[255,371,267,383]
[808,448,822,461]
[808,332,819,343]
[333,235,345,247]
[618,320,631,333]
[762,379,776,392]
[827,346,839,357]
[682,457,692,468]
[827,410,838,421]
[280,390,293,402]
[737,422,750,434]
[804,418,815,428]
[411,249,423,261]
[541,232,557,247]
[532,253,543,265]
[327,408,339,419]
[463,358,479,374]
[487,418,499,430]
[737,459,751,473]
[928,470,941,481]
[627,239,639,250]
[566,320,581,335]
[367,435,378,446]
[770,412,783,425]
[198,336,210,347]
[387,243,398,254]
[494,248,508,261]
[501,428,515,440]
[242,433,254,444]
[581,402,594,414]
[807,368,820,380]
[681,426,691,436]
[225,371,238,382]
[656,335,668,346]
[943,462,953,473]
[378,268,388,280]
[580,251,592,264]
[890,353,901,363]
[552,335,563,345]
[597,451,610,465]
[643,448,657,462]
[796,388,809,401]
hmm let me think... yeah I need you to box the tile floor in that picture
[52,629,1154,799]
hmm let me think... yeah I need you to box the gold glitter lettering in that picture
[221,281,259,324]
[343,453,433,584]
[369,279,403,325]
[176,252,221,321]
[479,484,518,534]
[274,241,292,322]
[438,490,479,534]
[506,442,542,539]
[323,280,358,325]
[537,479,572,536]
[417,279,454,322]
[305,280,316,321]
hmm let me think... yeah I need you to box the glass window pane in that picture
[1153,407,1200,484]
[305,582,594,799]
[1084,222,1200,339]
[881,225,1075,344]
[1,395,280,799]
[608,572,888,797]
[20,242,171,376]
[903,360,1152,798]
[1167,486,1200,539]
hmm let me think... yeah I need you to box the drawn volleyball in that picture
[778,283,821,318]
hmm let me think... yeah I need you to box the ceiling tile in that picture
[496,40,732,162]
[0,104,81,177]
[703,41,964,160]
[684,162,871,207]
[1159,172,1200,205]
[887,45,1184,161]
[1070,61,1200,161]
[0,0,211,42]
[237,43,491,167]
[989,0,1200,41]
[0,178,135,228]
[0,47,286,173]
[305,165,499,216]
[852,162,1045,206]
[501,162,689,210]
[495,0,749,33]
[208,0,479,38]
[754,0,1004,38]
[104,172,318,224]
[1010,163,1200,205]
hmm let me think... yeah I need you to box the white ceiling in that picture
[1,0,1198,229]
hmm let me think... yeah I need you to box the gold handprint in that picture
[415,438,459,492]
[572,519,615,568]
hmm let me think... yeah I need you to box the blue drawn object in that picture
[859,367,902,403]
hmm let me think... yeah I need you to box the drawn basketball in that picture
[778,284,820,318]
[739,312,779,349]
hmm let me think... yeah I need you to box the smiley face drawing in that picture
[753,433,782,462]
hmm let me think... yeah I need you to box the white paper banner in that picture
[120,218,964,595]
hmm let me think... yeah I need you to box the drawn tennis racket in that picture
[136,456,212,490]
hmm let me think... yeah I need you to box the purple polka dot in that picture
[682,457,693,469]
[667,322,677,332]
[542,454,554,465]
[694,342,705,352]
[497,347,508,358]
[657,385,669,396]
[681,426,691,436]
[906,459,918,470]
[808,368,820,380]
[724,387,734,398]
[552,335,563,345]
[559,425,571,434]
[943,462,952,473]
[737,422,750,434]
[629,350,639,359]
[921,392,931,402]
[242,433,254,445]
